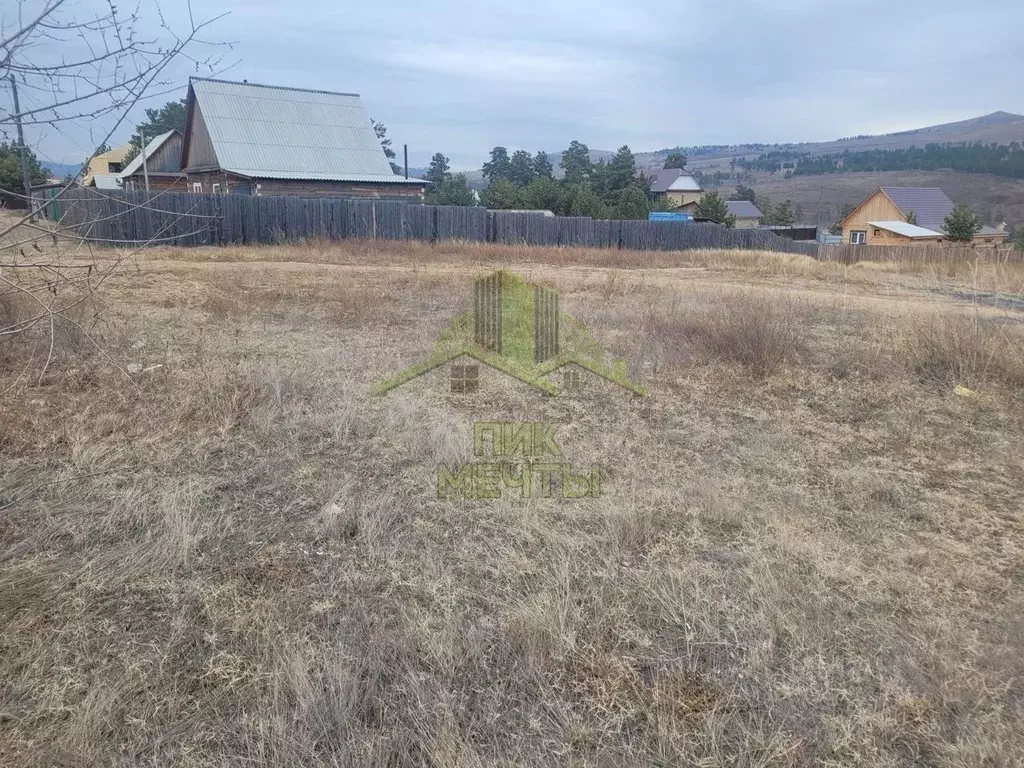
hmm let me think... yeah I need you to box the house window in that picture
[850,231,867,245]
[212,183,221,194]
[450,365,479,393]
[873,229,881,236]
[192,182,203,193]
[107,162,122,173]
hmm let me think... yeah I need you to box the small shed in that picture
[726,200,762,229]
[119,130,186,192]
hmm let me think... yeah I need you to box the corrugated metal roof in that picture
[867,220,943,238]
[977,225,1008,237]
[188,78,421,184]
[879,187,954,232]
[92,175,123,190]
[647,168,703,193]
[726,200,761,218]
[119,130,178,178]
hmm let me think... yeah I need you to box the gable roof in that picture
[647,168,703,193]
[878,187,955,232]
[182,78,421,184]
[82,145,130,185]
[867,220,944,239]
[119,130,180,178]
[726,200,762,218]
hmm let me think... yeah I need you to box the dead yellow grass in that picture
[1,240,1023,766]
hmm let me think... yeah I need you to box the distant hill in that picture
[639,112,1024,171]
[459,112,1024,188]
[41,161,81,179]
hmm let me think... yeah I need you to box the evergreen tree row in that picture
[739,142,1024,179]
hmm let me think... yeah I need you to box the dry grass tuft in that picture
[644,290,806,378]
[890,310,1024,390]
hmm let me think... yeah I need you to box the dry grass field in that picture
[2,237,1023,766]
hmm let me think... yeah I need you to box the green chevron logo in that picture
[372,270,645,397]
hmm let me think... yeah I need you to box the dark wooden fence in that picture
[820,243,1024,265]
[46,188,822,257]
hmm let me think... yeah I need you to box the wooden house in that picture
[841,187,1008,246]
[119,130,186,192]
[180,78,425,200]
[82,145,129,187]
[647,169,704,214]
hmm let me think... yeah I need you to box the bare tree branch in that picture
[0,0,228,389]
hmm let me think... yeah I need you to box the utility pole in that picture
[139,130,150,192]
[9,75,33,214]
[403,144,409,179]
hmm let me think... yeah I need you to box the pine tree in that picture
[695,191,736,227]
[605,145,637,201]
[734,184,756,203]
[831,202,855,234]
[590,160,609,202]
[533,151,554,180]
[615,185,649,220]
[773,199,796,227]
[0,143,49,206]
[123,100,188,165]
[1014,225,1024,251]
[509,150,535,187]
[479,177,521,209]
[560,141,591,186]
[663,151,688,169]
[905,210,919,225]
[559,183,605,218]
[943,203,981,242]
[425,174,475,206]
[424,153,450,187]
[371,119,401,175]
[482,147,512,181]
[520,176,560,211]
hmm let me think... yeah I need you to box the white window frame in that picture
[192,182,203,194]
[850,230,867,245]
[211,183,221,194]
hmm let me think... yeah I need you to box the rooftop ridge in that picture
[189,76,360,99]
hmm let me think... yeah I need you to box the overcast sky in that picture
[10,0,1024,170]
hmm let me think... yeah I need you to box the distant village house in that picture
[179,78,426,200]
[726,200,762,229]
[841,187,1007,246]
[82,145,129,188]
[119,130,186,192]
[647,169,704,214]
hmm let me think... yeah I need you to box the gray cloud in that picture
[18,0,1024,170]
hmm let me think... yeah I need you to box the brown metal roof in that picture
[878,187,955,232]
